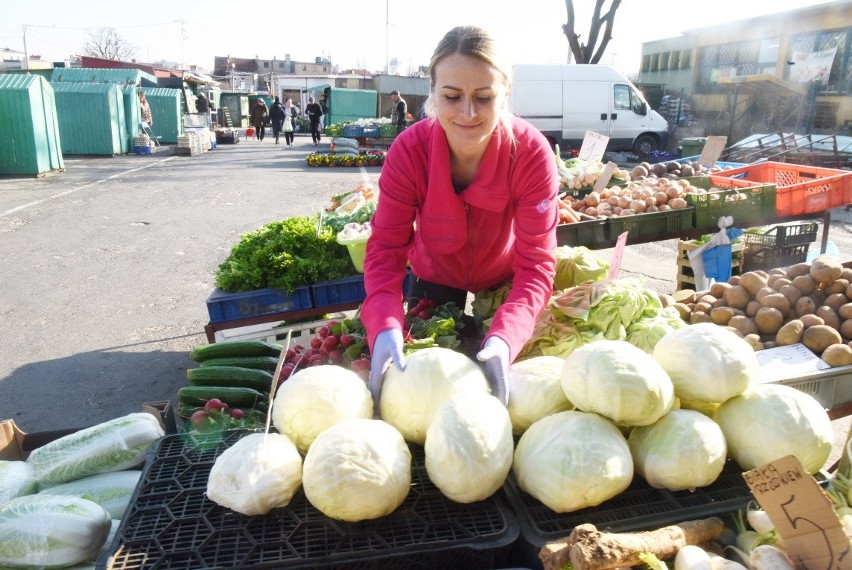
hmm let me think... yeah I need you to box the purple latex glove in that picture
[368,328,406,414]
[477,336,510,406]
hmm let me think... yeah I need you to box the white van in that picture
[510,64,669,154]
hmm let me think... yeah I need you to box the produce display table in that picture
[203,301,361,343]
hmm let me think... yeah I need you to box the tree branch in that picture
[590,0,621,63]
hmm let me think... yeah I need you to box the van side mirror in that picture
[635,102,648,116]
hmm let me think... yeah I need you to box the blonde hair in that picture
[424,26,514,137]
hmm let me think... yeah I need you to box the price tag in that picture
[578,130,609,163]
[697,135,728,167]
[592,162,618,191]
[754,343,830,383]
[606,232,629,280]
[743,455,852,570]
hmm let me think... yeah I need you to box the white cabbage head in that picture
[653,323,757,403]
[425,393,514,503]
[714,383,833,474]
[513,410,633,513]
[302,419,411,522]
[561,340,674,426]
[380,347,489,444]
[272,364,373,453]
[628,409,728,491]
[206,432,303,516]
[507,356,573,435]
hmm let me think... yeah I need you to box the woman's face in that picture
[432,53,508,154]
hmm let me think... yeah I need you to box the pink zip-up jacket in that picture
[361,115,558,362]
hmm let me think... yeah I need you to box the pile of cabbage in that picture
[206,326,834,521]
[519,276,685,359]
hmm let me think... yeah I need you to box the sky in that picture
[0,0,835,78]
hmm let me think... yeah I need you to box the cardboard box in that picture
[0,401,176,461]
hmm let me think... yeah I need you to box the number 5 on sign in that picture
[578,131,609,163]
[743,455,852,570]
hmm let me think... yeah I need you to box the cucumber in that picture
[187,366,274,392]
[198,356,280,372]
[190,340,281,363]
[177,386,268,409]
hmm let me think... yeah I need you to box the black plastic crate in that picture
[98,430,518,570]
[742,222,817,271]
[743,221,819,249]
[743,244,810,272]
[503,461,752,570]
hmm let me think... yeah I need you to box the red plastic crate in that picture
[715,161,852,216]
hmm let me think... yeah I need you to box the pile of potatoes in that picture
[668,256,852,367]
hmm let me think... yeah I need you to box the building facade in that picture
[638,1,852,134]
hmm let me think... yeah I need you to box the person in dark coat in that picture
[269,97,286,144]
[305,96,323,146]
[249,99,269,141]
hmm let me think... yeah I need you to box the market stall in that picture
[5,150,852,570]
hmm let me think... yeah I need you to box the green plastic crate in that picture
[606,207,694,242]
[379,124,398,138]
[555,219,611,248]
[685,175,776,231]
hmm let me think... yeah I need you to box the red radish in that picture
[417,310,431,319]
[285,348,296,361]
[328,348,343,363]
[293,343,305,352]
[323,336,339,350]
[310,337,323,349]
[190,410,209,426]
[339,334,355,348]
[230,408,246,419]
[318,326,330,338]
[204,398,227,412]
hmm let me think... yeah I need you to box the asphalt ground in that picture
[0,133,850,470]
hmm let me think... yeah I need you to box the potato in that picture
[802,325,843,354]
[841,319,852,341]
[694,301,712,314]
[709,281,731,299]
[725,326,744,337]
[672,289,697,304]
[810,255,843,285]
[825,278,850,296]
[816,305,841,330]
[792,274,817,295]
[673,302,691,321]
[746,300,762,318]
[710,306,738,326]
[728,275,741,286]
[821,343,852,367]
[711,298,727,309]
[755,307,784,335]
[775,319,804,345]
[759,293,791,315]
[729,315,759,336]
[739,272,768,295]
[723,285,750,310]
[690,312,713,324]
[778,284,802,307]
[795,295,817,317]
[763,341,777,349]
[808,289,827,307]
[786,262,811,279]
[769,267,787,276]
[754,287,775,303]
[743,334,764,351]
[698,294,717,306]
[799,314,824,328]
[841,268,852,282]
[839,303,852,321]
[826,293,849,313]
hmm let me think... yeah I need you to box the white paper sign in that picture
[578,131,609,163]
[592,162,618,191]
[754,343,831,383]
[697,135,727,167]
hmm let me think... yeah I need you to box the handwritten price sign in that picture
[743,455,852,569]
[578,131,609,163]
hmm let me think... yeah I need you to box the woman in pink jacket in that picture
[362,25,558,406]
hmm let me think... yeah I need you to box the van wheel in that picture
[633,134,659,154]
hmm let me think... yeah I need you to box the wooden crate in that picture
[676,239,744,291]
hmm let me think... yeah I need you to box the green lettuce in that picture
[553,246,610,290]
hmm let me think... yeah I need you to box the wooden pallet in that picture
[676,239,744,291]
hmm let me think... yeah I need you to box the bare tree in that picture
[84,28,136,61]
[563,0,621,64]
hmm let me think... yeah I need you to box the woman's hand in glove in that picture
[477,336,510,406]
[368,328,406,414]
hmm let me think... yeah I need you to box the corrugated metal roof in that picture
[375,75,430,96]
[0,74,63,175]
[50,67,157,87]
[52,82,125,155]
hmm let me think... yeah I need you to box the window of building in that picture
[278,62,284,68]
[787,27,851,94]
[660,52,670,70]
[671,51,680,70]
[650,53,659,72]
[302,65,306,71]
[641,54,651,72]
[695,40,760,93]
[263,62,269,68]
[681,49,692,69]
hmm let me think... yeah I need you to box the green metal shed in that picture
[141,87,183,144]
[0,75,63,175]
[50,67,158,87]
[52,82,125,155]
[330,87,377,124]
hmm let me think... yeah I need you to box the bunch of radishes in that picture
[278,320,371,383]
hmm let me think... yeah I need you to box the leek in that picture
[37,470,141,519]
[27,413,163,484]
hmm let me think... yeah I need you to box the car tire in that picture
[633,134,659,154]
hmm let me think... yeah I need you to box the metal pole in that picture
[22,25,28,71]
[385,0,389,74]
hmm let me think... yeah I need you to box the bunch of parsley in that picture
[215,215,355,293]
